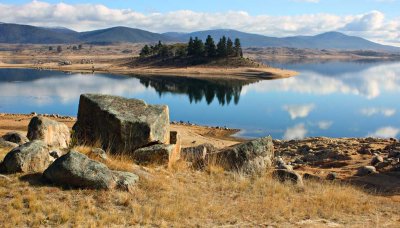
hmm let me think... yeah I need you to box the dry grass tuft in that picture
[74,145,134,172]
[0,145,398,226]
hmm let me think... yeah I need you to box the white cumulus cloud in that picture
[317,121,333,130]
[283,104,315,119]
[0,1,398,45]
[284,123,307,140]
[368,126,399,138]
[360,107,396,117]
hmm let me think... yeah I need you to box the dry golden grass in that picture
[0,146,399,227]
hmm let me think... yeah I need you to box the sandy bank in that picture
[0,61,297,81]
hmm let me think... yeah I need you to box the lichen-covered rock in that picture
[209,136,274,174]
[273,169,304,186]
[112,170,139,193]
[73,94,170,154]
[0,138,18,149]
[43,150,115,190]
[181,143,216,168]
[0,140,52,173]
[2,131,29,145]
[43,150,139,191]
[27,116,70,148]
[89,148,108,161]
[131,143,179,166]
[356,166,377,176]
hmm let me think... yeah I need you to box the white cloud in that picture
[283,104,315,119]
[360,107,396,117]
[368,126,399,138]
[293,0,320,3]
[0,74,147,104]
[244,62,400,100]
[342,11,385,31]
[284,123,307,140]
[0,1,398,45]
[317,121,333,130]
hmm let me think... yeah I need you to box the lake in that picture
[0,60,399,139]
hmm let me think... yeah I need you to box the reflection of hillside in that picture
[134,75,253,105]
[262,59,397,77]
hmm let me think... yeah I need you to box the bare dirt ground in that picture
[0,113,399,226]
[0,44,297,80]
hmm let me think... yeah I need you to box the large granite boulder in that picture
[73,94,170,154]
[27,116,70,149]
[2,131,29,145]
[0,140,52,173]
[209,136,274,174]
[43,150,114,190]
[43,150,139,191]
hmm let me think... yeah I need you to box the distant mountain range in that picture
[0,22,399,52]
[0,23,171,44]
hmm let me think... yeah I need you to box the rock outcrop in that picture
[27,116,70,148]
[0,140,53,173]
[2,131,29,145]
[209,136,274,174]
[73,94,170,154]
[43,150,139,191]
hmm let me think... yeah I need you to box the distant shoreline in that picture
[0,61,298,81]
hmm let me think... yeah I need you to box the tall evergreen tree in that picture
[234,38,242,57]
[140,45,150,57]
[187,37,194,56]
[226,38,234,56]
[192,37,205,58]
[204,35,216,57]
[217,36,227,57]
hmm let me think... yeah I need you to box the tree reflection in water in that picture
[135,75,256,106]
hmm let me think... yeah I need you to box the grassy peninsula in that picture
[0,36,297,80]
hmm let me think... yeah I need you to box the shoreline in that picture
[0,113,243,148]
[0,62,298,81]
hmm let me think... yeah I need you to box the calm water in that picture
[0,60,399,139]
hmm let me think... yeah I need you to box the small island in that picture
[122,35,297,79]
[0,35,297,81]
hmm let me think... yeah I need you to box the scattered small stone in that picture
[273,169,304,187]
[356,166,377,176]
[303,173,322,181]
[89,148,108,161]
[326,172,337,181]
[371,155,384,166]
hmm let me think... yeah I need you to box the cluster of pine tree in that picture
[139,41,175,58]
[139,35,243,60]
[188,35,243,58]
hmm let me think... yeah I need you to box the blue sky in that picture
[0,0,399,45]
[5,0,400,17]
